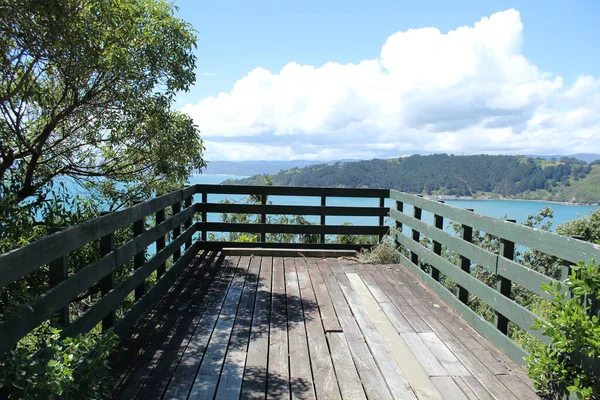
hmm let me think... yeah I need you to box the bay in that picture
[189,174,599,231]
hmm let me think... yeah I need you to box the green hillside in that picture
[224,154,600,204]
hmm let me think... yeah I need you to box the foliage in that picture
[361,235,399,264]
[1,0,205,250]
[527,260,600,399]
[226,154,598,202]
[0,324,118,399]
[0,0,203,397]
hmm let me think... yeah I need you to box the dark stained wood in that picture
[309,260,342,332]
[136,253,227,400]
[266,257,290,398]
[328,332,367,400]
[196,184,389,199]
[240,256,272,399]
[284,258,316,400]
[188,257,250,399]
[108,253,539,400]
[321,260,394,400]
[295,259,342,399]
[198,221,387,236]
[162,255,239,399]
[214,256,260,399]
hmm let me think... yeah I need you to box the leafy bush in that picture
[361,235,399,264]
[527,260,600,399]
[1,324,118,399]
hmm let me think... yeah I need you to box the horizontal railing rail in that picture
[389,189,600,371]
[0,184,389,353]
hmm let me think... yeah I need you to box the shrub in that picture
[527,260,600,399]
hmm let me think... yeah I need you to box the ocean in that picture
[189,174,600,231]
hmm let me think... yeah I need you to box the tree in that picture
[0,0,205,250]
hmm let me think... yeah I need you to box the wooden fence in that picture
[1,184,598,372]
[389,189,600,371]
[0,185,388,354]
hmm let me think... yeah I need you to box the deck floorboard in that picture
[111,253,540,399]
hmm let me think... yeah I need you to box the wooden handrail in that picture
[1,183,598,373]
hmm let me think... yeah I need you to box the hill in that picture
[224,154,600,204]
[200,159,358,175]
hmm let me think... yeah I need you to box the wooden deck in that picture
[110,250,540,399]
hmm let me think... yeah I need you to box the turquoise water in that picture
[189,174,599,231]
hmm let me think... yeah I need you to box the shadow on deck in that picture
[110,249,540,400]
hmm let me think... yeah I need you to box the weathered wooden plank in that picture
[162,255,239,399]
[336,272,415,398]
[389,266,524,399]
[113,252,214,400]
[136,253,228,400]
[327,332,367,400]
[240,256,272,399]
[395,235,547,344]
[0,187,196,288]
[401,332,448,377]
[266,257,290,399]
[451,377,487,400]
[457,376,495,400]
[202,202,389,217]
[356,268,391,304]
[379,302,415,333]
[188,257,250,399]
[326,258,346,274]
[344,272,435,399]
[497,375,540,400]
[285,258,316,400]
[430,377,470,400]
[319,263,394,400]
[419,332,471,377]
[368,269,431,333]
[389,265,521,376]
[111,250,212,392]
[390,189,600,264]
[295,259,342,400]
[309,260,342,332]
[214,256,261,400]
[198,221,387,236]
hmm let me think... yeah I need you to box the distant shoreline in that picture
[427,197,599,207]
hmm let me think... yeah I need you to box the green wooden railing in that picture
[0,184,388,354]
[1,184,598,373]
[389,189,600,371]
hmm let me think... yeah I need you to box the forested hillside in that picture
[225,154,600,203]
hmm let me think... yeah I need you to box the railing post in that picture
[432,202,444,282]
[320,195,326,244]
[411,201,422,267]
[184,193,193,251]
[172,201,181,261]
[394,201,404,249]
[457,209,474,304]
[48,227,69,327]
[379,196,385,242]
[99,212,115,331]
[133,201,146,301]
[156,204,166,278]
[201,192,208,241]
[261,193,267,243]
[495,219,516,335]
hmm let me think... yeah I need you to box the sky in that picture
[174,0,600,161]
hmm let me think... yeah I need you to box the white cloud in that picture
[182,9,600,161]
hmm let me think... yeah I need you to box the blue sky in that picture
[174,0,600,161]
